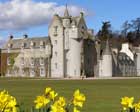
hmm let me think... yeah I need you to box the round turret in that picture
[99,40,112,77]
[63,5,70,27]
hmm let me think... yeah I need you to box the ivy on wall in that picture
[8,53,18,67]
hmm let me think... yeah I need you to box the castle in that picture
[0,6,140,78]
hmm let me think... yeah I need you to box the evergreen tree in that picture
[97,21,112,40]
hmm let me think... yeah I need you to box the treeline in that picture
[96,17,140,46]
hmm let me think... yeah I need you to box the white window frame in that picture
[40,67,45,77]
[54,26,58,36]
[30,68,35,77]
[40,57,44,65]
[30,57,34,66]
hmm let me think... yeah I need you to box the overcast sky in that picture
[0,0,140,47]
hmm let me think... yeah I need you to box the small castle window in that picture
[55,63,57,69]
[54,26,58,36]
[55,51,57,56]
[55,40,57,44]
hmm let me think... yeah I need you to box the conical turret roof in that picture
[64,4,70,18]
[103,39,111,55]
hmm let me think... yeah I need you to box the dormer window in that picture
[30,41,35,49]
[54,26,58,36]
[8,43,13,48]
[40,41,45,50]
[7,44,13,53]
[21,43,27,51]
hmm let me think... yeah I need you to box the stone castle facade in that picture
[0,7,140,78]
[0,7,96,78]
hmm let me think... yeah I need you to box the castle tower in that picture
[99,40,112,77]
[49,14,65,78]
[49,5,91,78]
[63,4,70,28]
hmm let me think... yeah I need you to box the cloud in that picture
[0,0,86,30]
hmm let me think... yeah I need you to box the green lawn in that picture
[0,78,140,112]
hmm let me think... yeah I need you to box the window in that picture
[21,68,24,74]
[40,57,44,65]
[7,48,10,53]
[21,57,24,65]
[21,43,27,49]
[55,51,57,56]
[54,26,58,36]
[40,45,45,51]
[8,43,13,48]
[21,43,25,52]
[81,26,85,34]
[55,63,57,69]
[30,57,34,65]
[7,44,13,53]
[40,68,45,76]
[127,57,129,60]
[40,41,45,50]
[24,43,27,48]
[123,56,125,60]
[55,40,57,44]
[30,68,35,77]
[119,55,122,60]
[30,41,35,49]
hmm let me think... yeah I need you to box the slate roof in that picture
[103,40,111,55]
[3,36,50,49]
[118,52,135,65]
